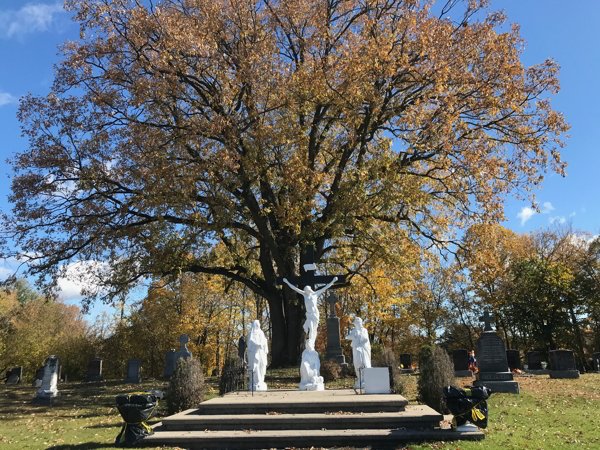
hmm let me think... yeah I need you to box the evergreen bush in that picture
[167,358,205,415]
[417,345,455,413]
[375,347,404,395]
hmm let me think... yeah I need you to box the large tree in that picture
[1,0,568,366]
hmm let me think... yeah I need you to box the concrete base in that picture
[124,377,142,383]
[32,393,61,405]
[474,380,520,394]
[84,375,104,382]
[526,369,550,375]
[142,389,484,448]
[249,382,268,391]
[550,370,580,379]
[455,370,473,378]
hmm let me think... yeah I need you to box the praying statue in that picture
[348,317,371,387]
[247,320,268,391]
[299,340,324,391]
[283,276,338,345]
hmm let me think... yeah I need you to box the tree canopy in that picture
[1,0,568,365]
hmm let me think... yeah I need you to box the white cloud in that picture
[0,2,64,39]
[0,91,17,106]
[569,211,576,218]
[517,207,535,226]
[57,260,109,300]
[549,216,566,225]
[542,202,555,213]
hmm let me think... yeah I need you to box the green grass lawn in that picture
[1,372,599,450]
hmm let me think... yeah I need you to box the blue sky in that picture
[0,1,598,317]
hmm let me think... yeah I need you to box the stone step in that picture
[193,389,408,415]
[141,426,484,449]
[162,405,442,431]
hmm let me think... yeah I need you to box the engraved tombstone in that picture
[32,366,44,387]
[124,358,142,383]
[33,355,60,405]
[325,293,347,366]
[549,350,580,379]
[453,349,473,377]
[592,352,600,373]
[5,367,23,385]
[85,357,104,382]
[400,353,414,373]
[164,350,177,379]
[527,351,543,371]
[473,311,520,394]
[506,350,521,370]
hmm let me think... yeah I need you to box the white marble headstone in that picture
[363,367,390,394]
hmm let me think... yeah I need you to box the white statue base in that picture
[300,376,324,391]
[299,341,323,391]
[249,381,268,391]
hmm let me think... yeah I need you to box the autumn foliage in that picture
[2,0,568,365]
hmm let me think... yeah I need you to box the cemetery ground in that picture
[1,372,599,450]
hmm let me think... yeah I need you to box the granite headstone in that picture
[453,349,473,377]
[506,350,521,370]
[124,358,142,383]
[474,311,520,394]
[325,293,347,366]
[85,357,105,382]
[549,350,580,379]
[175,334,192,362]
[164,349,177,379]
[592,352,600,373]
[32,366,44,387]
[5,366,23,385]
[527,351,542,370]
[399,353,414,373]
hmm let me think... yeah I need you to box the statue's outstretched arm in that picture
[315,276,338,295]
[283,278,305,295]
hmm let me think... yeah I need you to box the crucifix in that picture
[276,245,346,290]
[479,310,496,332]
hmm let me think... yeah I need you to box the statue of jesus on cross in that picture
[283,277,338,345]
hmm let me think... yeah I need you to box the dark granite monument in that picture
[5,366,23,385]
[164,349,176,379]
[592,352,600,373]
[549,350,580,379]
[506,350,520,371]
[32,366,44,387]
[238,336,247,363]
[453,349,473,377]
[325,293,347,367]
[473,311,520,394]
[527,351,542,370]
[85,357,105,382]
[399,353,414,373]
[124,358,142,383]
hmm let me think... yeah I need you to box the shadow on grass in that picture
[45,443,111,450]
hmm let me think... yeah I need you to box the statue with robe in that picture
[247,320,268,391]
[348,317,371,387]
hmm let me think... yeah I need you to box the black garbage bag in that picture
[115,390,163,447]
[443,385,492,430]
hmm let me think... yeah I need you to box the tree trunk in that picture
[267,290,304,367]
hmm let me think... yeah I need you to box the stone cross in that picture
[479,310,496,332]
[325,293,339,318]
[179,334,189,352]
[276,245,345,290]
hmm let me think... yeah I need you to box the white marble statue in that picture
[348,317,371,388]
[299,340,324,391]
[247,320,268,391]
[283,276,338,345]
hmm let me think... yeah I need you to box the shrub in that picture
[321,359,342,382]
[167,358,205,415]
[375,347,404,395]
[417,345,455,414]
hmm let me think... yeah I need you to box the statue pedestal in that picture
[326,317,347,366]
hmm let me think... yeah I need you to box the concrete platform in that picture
[194,389,408,414]
[141,427,484,449]
[162,405,442,431]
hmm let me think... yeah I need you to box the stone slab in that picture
[455,370,473,378]
[195,389,408,415]
[550,370,580,379]
[32,393,61,405]
[141,427,484,449]
[163,405,443,431]
[364,367,390,394]
[473,380,520,394]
